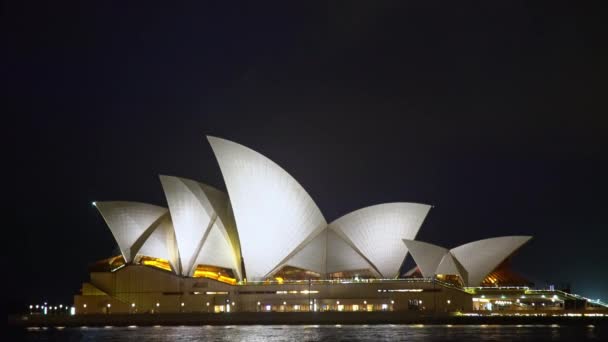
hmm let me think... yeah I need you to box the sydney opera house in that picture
[74,136,606,315]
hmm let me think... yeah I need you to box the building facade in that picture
[75,136,607,315]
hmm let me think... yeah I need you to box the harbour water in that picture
[14,324,605,341]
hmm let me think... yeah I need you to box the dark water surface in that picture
[14,324,606,341]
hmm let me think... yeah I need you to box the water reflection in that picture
[16,324,607,342]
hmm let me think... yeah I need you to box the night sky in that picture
[6,2,607,311]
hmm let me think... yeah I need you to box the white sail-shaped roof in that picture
[403,236,531,285]
[159,175,242,278]
[191,222,240,277]
[329,203,431,278]
[192,184,242,280]
[450,236,532,286]
[137,215,179,273]
[94,201,168,263]
[207,136,327,280]
[402,239,448,278]
[326,229,378,275]
[436,252,467,281]
[275,230,327,276]
[274,226,389,277]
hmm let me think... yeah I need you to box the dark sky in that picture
[5,2,607,310]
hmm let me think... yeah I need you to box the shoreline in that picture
[9,312,607,327]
